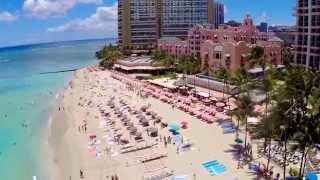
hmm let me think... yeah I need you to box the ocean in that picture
[0,39,114,180]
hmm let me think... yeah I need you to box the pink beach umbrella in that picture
[194,111,202,118]
[189,108,197,115]
[89,135,97,140]
[184,98,192,105]
[183,105,190,112]
[254,105,264,113]
[181,121,188,129]
[178,103,184,109]
[216,102,226,108]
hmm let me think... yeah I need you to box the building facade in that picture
[161,0,214,39]
[257,22,268,32]
[214,2,224,28]
[158,37,189,57]
[293,0,320,69]
[118,0,160,51]
[269,26,296,46]
[118,0,215,52]
[186,15,269,58]
[158,15,283,72]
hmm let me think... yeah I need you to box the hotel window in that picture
[215,53,221,59]
[225,55,231,67]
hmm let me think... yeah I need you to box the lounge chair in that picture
[223,127,236,134]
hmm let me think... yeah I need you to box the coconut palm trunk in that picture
[266,138,272,171]
[298,144,307,179]
[283,133,288,180]
[244,115,248,149]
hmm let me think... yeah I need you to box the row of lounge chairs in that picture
[258,144,301,165]
[138,153,168,163]
[120,143,157,154]
[143,168,174,180]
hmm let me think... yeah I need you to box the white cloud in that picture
[23,0,103,18]
[0,11,17,22]
[47,3,117,33]
[260,11,267,23]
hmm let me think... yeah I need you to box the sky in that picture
[0,0,296,47]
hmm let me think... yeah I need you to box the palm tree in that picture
[229,93,255,150]
[248,46,267,78]
[252,110,278,171]
[176,55,200,75]
[96,44,123,69]
[228,68,251,137]
[269,67,320,179]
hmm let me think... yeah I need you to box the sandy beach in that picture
[48,67,282,180]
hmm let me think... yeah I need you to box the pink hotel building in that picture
[158,15,284,72]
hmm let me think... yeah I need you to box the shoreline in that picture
[48,71,81,180]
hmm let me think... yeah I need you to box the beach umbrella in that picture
[150,111,157,118]
[181,121,188,125]
[181,121,188,129]
[140,118,149,127]
[216,102,226,108]
[306,172,318,180]
[128,122,134,127]
[217,97,226,102]
[216,107,224,112]
[129,127,137,133]
[169,122,180,131]
[161,122,168,127]
[135,131,142,137]
[89,135,97,140]
[191,96,198,102]
[210,96,217,101]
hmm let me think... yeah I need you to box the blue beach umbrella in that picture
[306,172,318,180]
[169,122,180,131]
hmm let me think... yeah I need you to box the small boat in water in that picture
[33,176,37,180]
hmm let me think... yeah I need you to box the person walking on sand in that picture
[80,169,84,178]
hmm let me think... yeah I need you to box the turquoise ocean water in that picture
[0,39,113,180]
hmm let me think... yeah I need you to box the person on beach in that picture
[80,169,84,178]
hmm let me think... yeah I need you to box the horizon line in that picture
[0,37,118,50]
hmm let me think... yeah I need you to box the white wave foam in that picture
[0,59,11,63]
[47,116,53,135]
